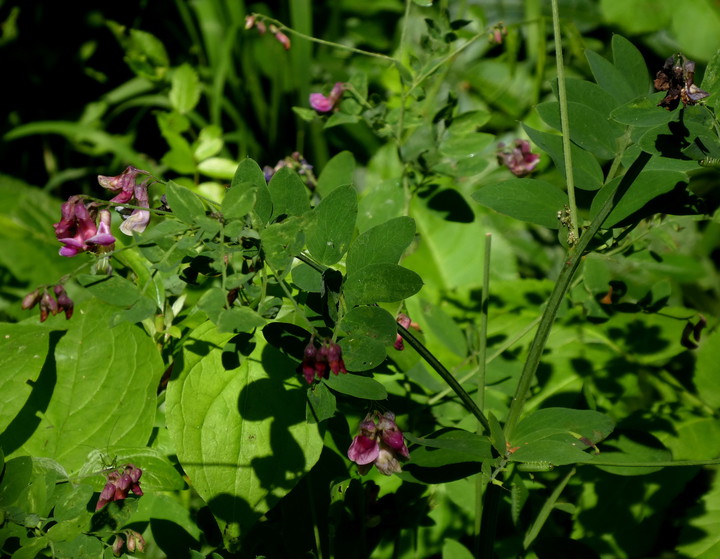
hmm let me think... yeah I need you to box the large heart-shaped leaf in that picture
[166,323,322,537]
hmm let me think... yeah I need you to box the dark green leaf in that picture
[339,336,388,371]
[343,263,423,307]
[510,408,615,448]
[472,178,568,228]
[217,307,266,333]
[267,167,310,219]
[76,274,142,307]
[612,35,651,99]
[585,48,636,104]
[536,101,623,159]
[306,184,358,265]
[232,158,272,225]
[346,216,415,276]
[306,382,336,423]
[590,170,687,227]
[523,125,603,190]
[323,373,387,400]
[341,306,398,346]
[610,93,679,127]
[405,430,493,467]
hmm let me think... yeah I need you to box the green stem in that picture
[503,150,651,440]
[523,467,575,551]
[476,233,492,414]
[550,0,578,241]
[397,323,491,433]
[253,14,398,64]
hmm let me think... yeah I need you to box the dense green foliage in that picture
[2,1,720,558]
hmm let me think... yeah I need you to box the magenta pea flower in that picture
[347,411,410,475]
[497,139,540,177]
[95,464,143,511]
[54,196,116,257]
[309,82,346,113]
[98,166,153,235]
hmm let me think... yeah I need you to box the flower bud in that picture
[22,289,41,310]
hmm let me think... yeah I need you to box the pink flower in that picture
[301,337,347,383]
[347,411,410,475]
[95,464,143,511]
[98,166,152,235]
[497,139,540,177]
[53,196,116,257]
[309,82,346,113]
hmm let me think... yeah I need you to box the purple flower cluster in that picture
[309,82,346,113]
[497,139,540,177]
[301,337,348,384]
[53,196,116,257]
[95,464,143,511]
[263,151,316,186]
[22,284,74,322]
[347,411,410,475]
[245,14,291,50]
[97,166,152,235]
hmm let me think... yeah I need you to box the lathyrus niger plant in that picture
[2,1,720,558]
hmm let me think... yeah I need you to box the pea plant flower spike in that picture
[53,197,116,257]
[348,411,410,475]
[95,464,144,511]
[98,166,154,235]
[496,139,540,177]
[309,82,346,113]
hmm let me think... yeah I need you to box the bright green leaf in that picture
[169,63,201,114]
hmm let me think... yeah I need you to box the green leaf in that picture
[600,0,672,35]
[558,78,620,118]
[404,430,493,467]
[316,151,356,198]
[339,336,388,371]
[472,178,568,229]
[418,299,467,357]
[695,329,720,409]
[232,158,272,225]
[670,0,720,62]
[125,29,169,81]
[217,307,267,334]
[267,167,310,219]
[3,300,163,472]
[523,125,603,190]
[169,63,201,114]
[306,382,336,423]
[323,373,387,400]
[610,93,679,127]
[611,35,651,99]
[306,184,358,265]
[677,470,720,559]
[509,408,615,450]
[341,306,398,346]
[166,323,322,534]
[343,263,423,308]
[79,447,185,491]
[357,178,404,233]
[442,539,475,559]
[346,216,415,276]
[197,157,239,179]
[592,433,672,476]
[194,125,224,161]
[222,184,256,221]
[585,47,636,104]
[261,216,306,277]
[589,170,687,227]
[291,263,323,292]
[0,324,52,433]
[536,101,623,159]
[165,180,206,224]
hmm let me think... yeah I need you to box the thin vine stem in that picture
[550,0,579,242]
[503,150,651,440]
[397,323,491,433]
